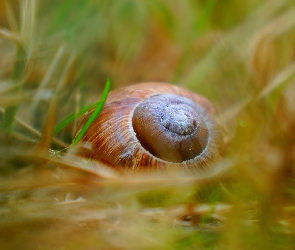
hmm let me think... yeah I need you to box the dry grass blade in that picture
[0,91,32,107]
[51,154,120,180]
[0,107,68,147]
[37,53,76,150]
[32,44,66,106]
[258,61,295,99]
[0,28,20,43]
[4,0,19,32]
[216,97,252,126]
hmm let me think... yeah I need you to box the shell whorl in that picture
[73,82,222,172]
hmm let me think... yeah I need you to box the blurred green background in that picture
[1,0,294,142]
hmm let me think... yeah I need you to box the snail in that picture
[71,82,223,173]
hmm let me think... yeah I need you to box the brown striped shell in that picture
[72,82,222,173]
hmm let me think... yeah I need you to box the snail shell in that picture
[72,82,222,173]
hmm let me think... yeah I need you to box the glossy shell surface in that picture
[73,82,222,172]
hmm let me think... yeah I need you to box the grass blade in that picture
[53,100,103,135]
[0,44,27,134]
[73,78,111,145]
[55,78,111,145]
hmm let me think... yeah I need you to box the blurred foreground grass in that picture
[0,0,295,249]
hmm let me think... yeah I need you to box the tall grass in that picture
[0,0,295,249]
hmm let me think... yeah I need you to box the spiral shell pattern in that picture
[73,83,222,172]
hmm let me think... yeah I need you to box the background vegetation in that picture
[0,0,295,249]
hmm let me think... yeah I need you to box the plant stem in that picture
[1,44,27,134]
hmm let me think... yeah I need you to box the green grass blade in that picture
[72,78,111,145]
[195,0,216,32]
[53,100,103,135]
